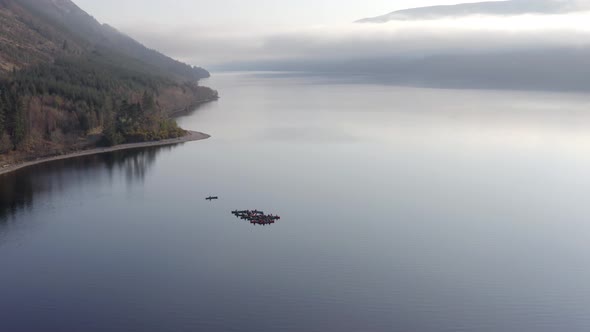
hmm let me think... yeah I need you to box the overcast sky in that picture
[74,0,484,26]
[72,0,590,68]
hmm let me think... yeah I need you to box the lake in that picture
[2,72,590,332]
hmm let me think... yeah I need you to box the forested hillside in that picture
[16,0,210,81]
[0,0,217,164]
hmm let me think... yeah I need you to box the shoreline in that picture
[168,97,219,118]
[0,130,210,176]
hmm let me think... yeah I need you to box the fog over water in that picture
[124,11,590,67]
[2,72,590,331]
[90,0,590,92]
[69,0,590,71]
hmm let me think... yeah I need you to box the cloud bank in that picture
[125,12,590,66]
[119,0,590,91]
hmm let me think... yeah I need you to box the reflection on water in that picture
[0,145,176,222]
[3,73,590,332]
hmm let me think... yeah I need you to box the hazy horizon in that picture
[72,0,590,69]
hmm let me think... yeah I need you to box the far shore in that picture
[0,130,210,176]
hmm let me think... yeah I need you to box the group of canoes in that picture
[206,196,281,225]
[231,210,281,225]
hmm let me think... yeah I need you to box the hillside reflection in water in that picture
[0,145,176,223]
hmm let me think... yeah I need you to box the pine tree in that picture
[103,110,122,146]
[12,97,27,148]
[142,91,155,112]
[0,92,5,134]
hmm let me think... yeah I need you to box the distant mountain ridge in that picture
[358,0,579,23]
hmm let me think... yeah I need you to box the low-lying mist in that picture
[124,10,590,91]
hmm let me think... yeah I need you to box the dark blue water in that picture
[2,72,590,331]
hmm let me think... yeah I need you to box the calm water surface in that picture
[2,72,590,331]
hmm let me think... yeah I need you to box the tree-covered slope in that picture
[0,0,218,163]
[1,0,209,80]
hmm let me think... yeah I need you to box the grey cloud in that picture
[124,14,590,65]
[122,11,590,92]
